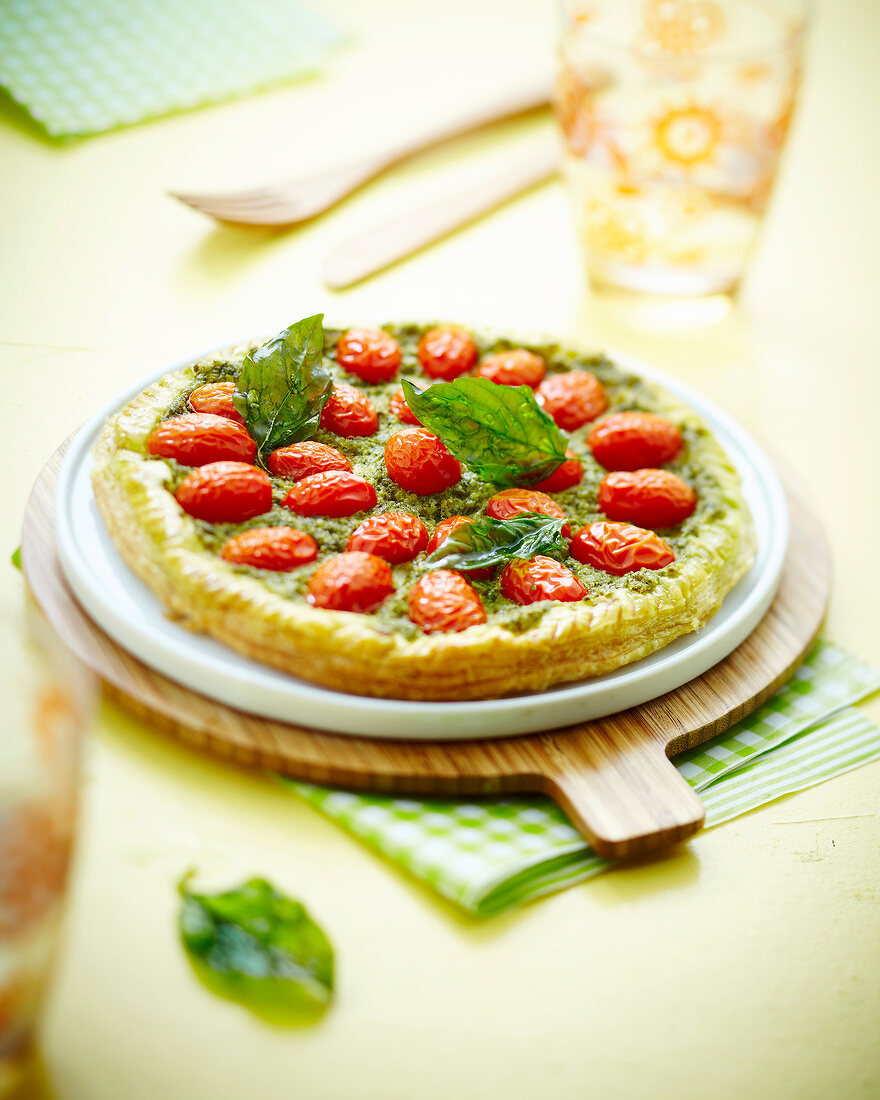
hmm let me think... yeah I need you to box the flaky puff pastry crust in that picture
[91,339,755,701]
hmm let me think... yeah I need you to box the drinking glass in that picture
[555,0,807,299]
[0,602,94,1096]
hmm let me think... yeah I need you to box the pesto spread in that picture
[158,323,734,640]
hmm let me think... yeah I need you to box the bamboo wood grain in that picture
[21,441,829,858]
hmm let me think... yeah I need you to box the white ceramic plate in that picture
[55,349,788,740]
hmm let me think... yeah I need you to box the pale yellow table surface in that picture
[2,0,879,1096]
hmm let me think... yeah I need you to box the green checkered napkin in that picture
[286,643,880,916]
[0,0,343,138]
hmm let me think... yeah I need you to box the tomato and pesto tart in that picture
[91,316,755,701]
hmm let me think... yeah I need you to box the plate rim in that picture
[54,340,789,740]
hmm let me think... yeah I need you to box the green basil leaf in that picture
[401,376,568,487]
[233,314,331,457]
[178,872,334,1022]
[11,545,22,570]
[426,512,569,571]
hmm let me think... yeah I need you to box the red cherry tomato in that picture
[485,488,571,537]
[175,461,271,523]
[598,469,696,528]
[320,384,378,437]
[389,389,421,425]
[384,427,462,495]
[417,325,478,380]
[267,441,351,480]
[426,516,470,555]
[408,570,487,634]
[148,413,257,466]
[347,512,428,564]
[536,371,607,431]
[336,328,401,384]
[475,348,546,388]
[531,449,584,493]
[283,471,377,517]
[306,552,394,614]
[570,521,675,576]
[426,515,493,579]
[220,526,318,571]
[500,556,587,605]
[188,381,244,424]
[588,412,683,471]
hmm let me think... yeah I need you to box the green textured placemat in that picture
[0,0,343,137]
[285,642,880,916]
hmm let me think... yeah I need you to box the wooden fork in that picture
[322,134,560,288]
[170,75,552,227]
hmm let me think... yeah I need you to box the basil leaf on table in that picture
[233,313,331,458]
[401,376,568,488]
[426,512,570,571]
[178,873,334,1022]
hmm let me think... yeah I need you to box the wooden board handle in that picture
[537,723,706,858]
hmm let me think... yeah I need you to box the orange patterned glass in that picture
[0,605,94,1095]
[555,0,807,296]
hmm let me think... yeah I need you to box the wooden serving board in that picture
[21,442,830,858]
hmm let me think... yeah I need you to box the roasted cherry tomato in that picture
[267,441,352,480]
[389,389,421,425]
[536,371,607,431]
[220,526,318,571]
[587,412,683,471]
[336,328,401,384]
[426,515,493,579]
[407,570,487,634]
[485,488,571,537]
[475,348,545,389]
[417,325,478,380]
[426,515,474,555]
[188,381,244,424]
[320,384,378,437]
[306,552,393,614]
[500,556,587,605]
[384,427,462,495]
[598,468,696,528]
[347,511,428,563]
[570,521,675,576]
[148,413,257,467]
[175,461,271,523]
[531,449,584,493]
[283,471,377,517]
